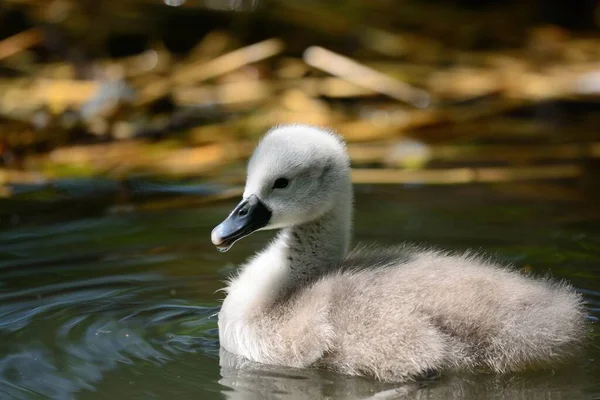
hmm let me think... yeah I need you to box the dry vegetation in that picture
[1,0,600,197]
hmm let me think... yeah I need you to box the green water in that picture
[0,183,599,399]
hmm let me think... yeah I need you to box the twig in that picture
[0,28,43,61]
[173,38,285,85]
[137,38,284,105]
[173,80,271,107]
[303,46,431,108]
[348,142,600,166]
[351,165,583,185]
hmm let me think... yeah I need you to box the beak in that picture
[211,195,271,252]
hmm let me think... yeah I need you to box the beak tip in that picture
[211,225,224,246]
[211,225,232,252]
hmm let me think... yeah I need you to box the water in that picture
[0,183,599,399]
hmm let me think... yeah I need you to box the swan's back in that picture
[290,245,586,381]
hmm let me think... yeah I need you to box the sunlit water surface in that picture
[0,183,599,399]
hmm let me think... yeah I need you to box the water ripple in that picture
[0,268,219,399]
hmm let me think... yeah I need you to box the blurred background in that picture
[1,0,600,202]
[1,1,600,399]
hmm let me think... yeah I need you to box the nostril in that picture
[239,208,248,217]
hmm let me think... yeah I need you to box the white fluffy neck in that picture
[277,201,352,294]
[223,180,352,314]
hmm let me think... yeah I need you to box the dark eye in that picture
[273,178,289,189]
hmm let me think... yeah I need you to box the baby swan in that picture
[212,124,586,382]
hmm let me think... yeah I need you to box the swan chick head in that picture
[211,124,350,251]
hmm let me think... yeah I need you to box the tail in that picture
[485,280,588,372]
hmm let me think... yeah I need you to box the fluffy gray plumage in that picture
[216,124,587,382]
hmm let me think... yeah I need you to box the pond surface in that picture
[0,183,599,399]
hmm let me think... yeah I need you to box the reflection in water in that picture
[219,349,597,400]
[219,349,416,399]
[0,185,598,399]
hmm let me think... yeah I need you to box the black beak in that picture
[211,195,271,252]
